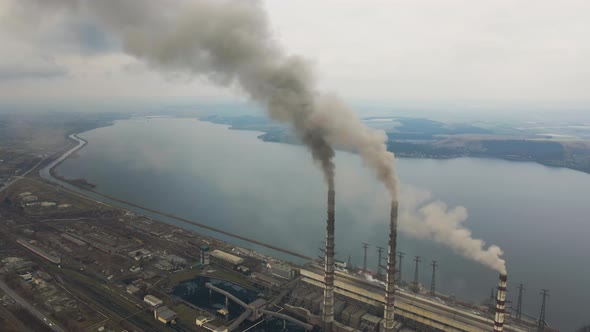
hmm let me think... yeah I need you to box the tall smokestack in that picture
[383,201,398,332]
[322,189,335,332]
[494,273,508,332]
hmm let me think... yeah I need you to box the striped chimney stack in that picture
[494,273,508,332]
[322,189,336,332]
[382,201,398,332]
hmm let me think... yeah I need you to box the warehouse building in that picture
[144,295,163,308]
[270,263,295,280]
[154,306,177,324]
[209,249,244,267]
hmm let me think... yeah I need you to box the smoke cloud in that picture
[92,0,397,196]
[92,0,339,189]
[400,186,507,274]
[14,0,508,272]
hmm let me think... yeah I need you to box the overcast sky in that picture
[0,0,589,113]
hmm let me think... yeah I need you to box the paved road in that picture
[0,280,65,332]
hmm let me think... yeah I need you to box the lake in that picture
[54,117,590,331]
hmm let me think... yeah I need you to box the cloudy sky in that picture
[1,0,589,112]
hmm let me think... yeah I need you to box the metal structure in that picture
[382,201,398,332]
[493,273,508,332]
[301,265,519,332]
[206,283,313,331]
[322,189,336,332]
[362,243,370,272]
[376,246,385,276]
[538,289,549,332]
[397,251,405,282]
[413,256,421,293]
[430,260,438,295]
[516,284,525,321]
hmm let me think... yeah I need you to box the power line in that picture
[516,284,525,321]
[396,251,405,282]
[538,289,549,332]
[362,243,370,272]
[412,256,421,293]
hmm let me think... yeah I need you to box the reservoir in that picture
[53,117,590,331]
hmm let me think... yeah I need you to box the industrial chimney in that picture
[494,273,508,332]
[383,201,398,332]
[322,189,336,332]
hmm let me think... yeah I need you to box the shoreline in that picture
[199,116,590,176]
[39,136,313,262]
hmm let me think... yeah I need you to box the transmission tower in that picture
[362,243,370,272]
[396,251,405,282]
[538,289,549,332]
[376,246,385,276]
[347,255,352,270]
[412,256,421,293]
[516,284,525,321]
[430,260,438,295]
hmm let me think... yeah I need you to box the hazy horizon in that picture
[1,0,589,116]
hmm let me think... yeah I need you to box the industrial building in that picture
[154,306,177,324]
[270,262,294,280]
[210,249,244,267]
[200,245,211,265]
[60,233,86,246]
[16,239,61,264]
[292,263,529,332]
[165,254,187,266]
[144,295,163,308]
[129,248,152,261]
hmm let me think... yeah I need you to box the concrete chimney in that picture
[494,273,508,332]
[322,189,335,332]
[383,201,398,332]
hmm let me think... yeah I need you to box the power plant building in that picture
[209,249,244,267]
[154,306,177,324]
[270,263,294,280]
[200,245,210,265]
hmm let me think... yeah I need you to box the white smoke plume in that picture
[12,0,507,273]
[400,186,507,274]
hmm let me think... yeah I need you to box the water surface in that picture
[55,118,590,330]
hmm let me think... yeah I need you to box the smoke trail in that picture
[13,0,509,272]
[89,0,337,189]
[400,186,507,274]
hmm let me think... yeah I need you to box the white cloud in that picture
[0,0,589,109]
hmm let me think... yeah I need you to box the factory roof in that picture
[155,306,177,321]
[362,313,382,324]
[210,249,244,265]
[144,295,163,306]
[249,298,267,309]
[271,263,292,272]
[165,254,186,264]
